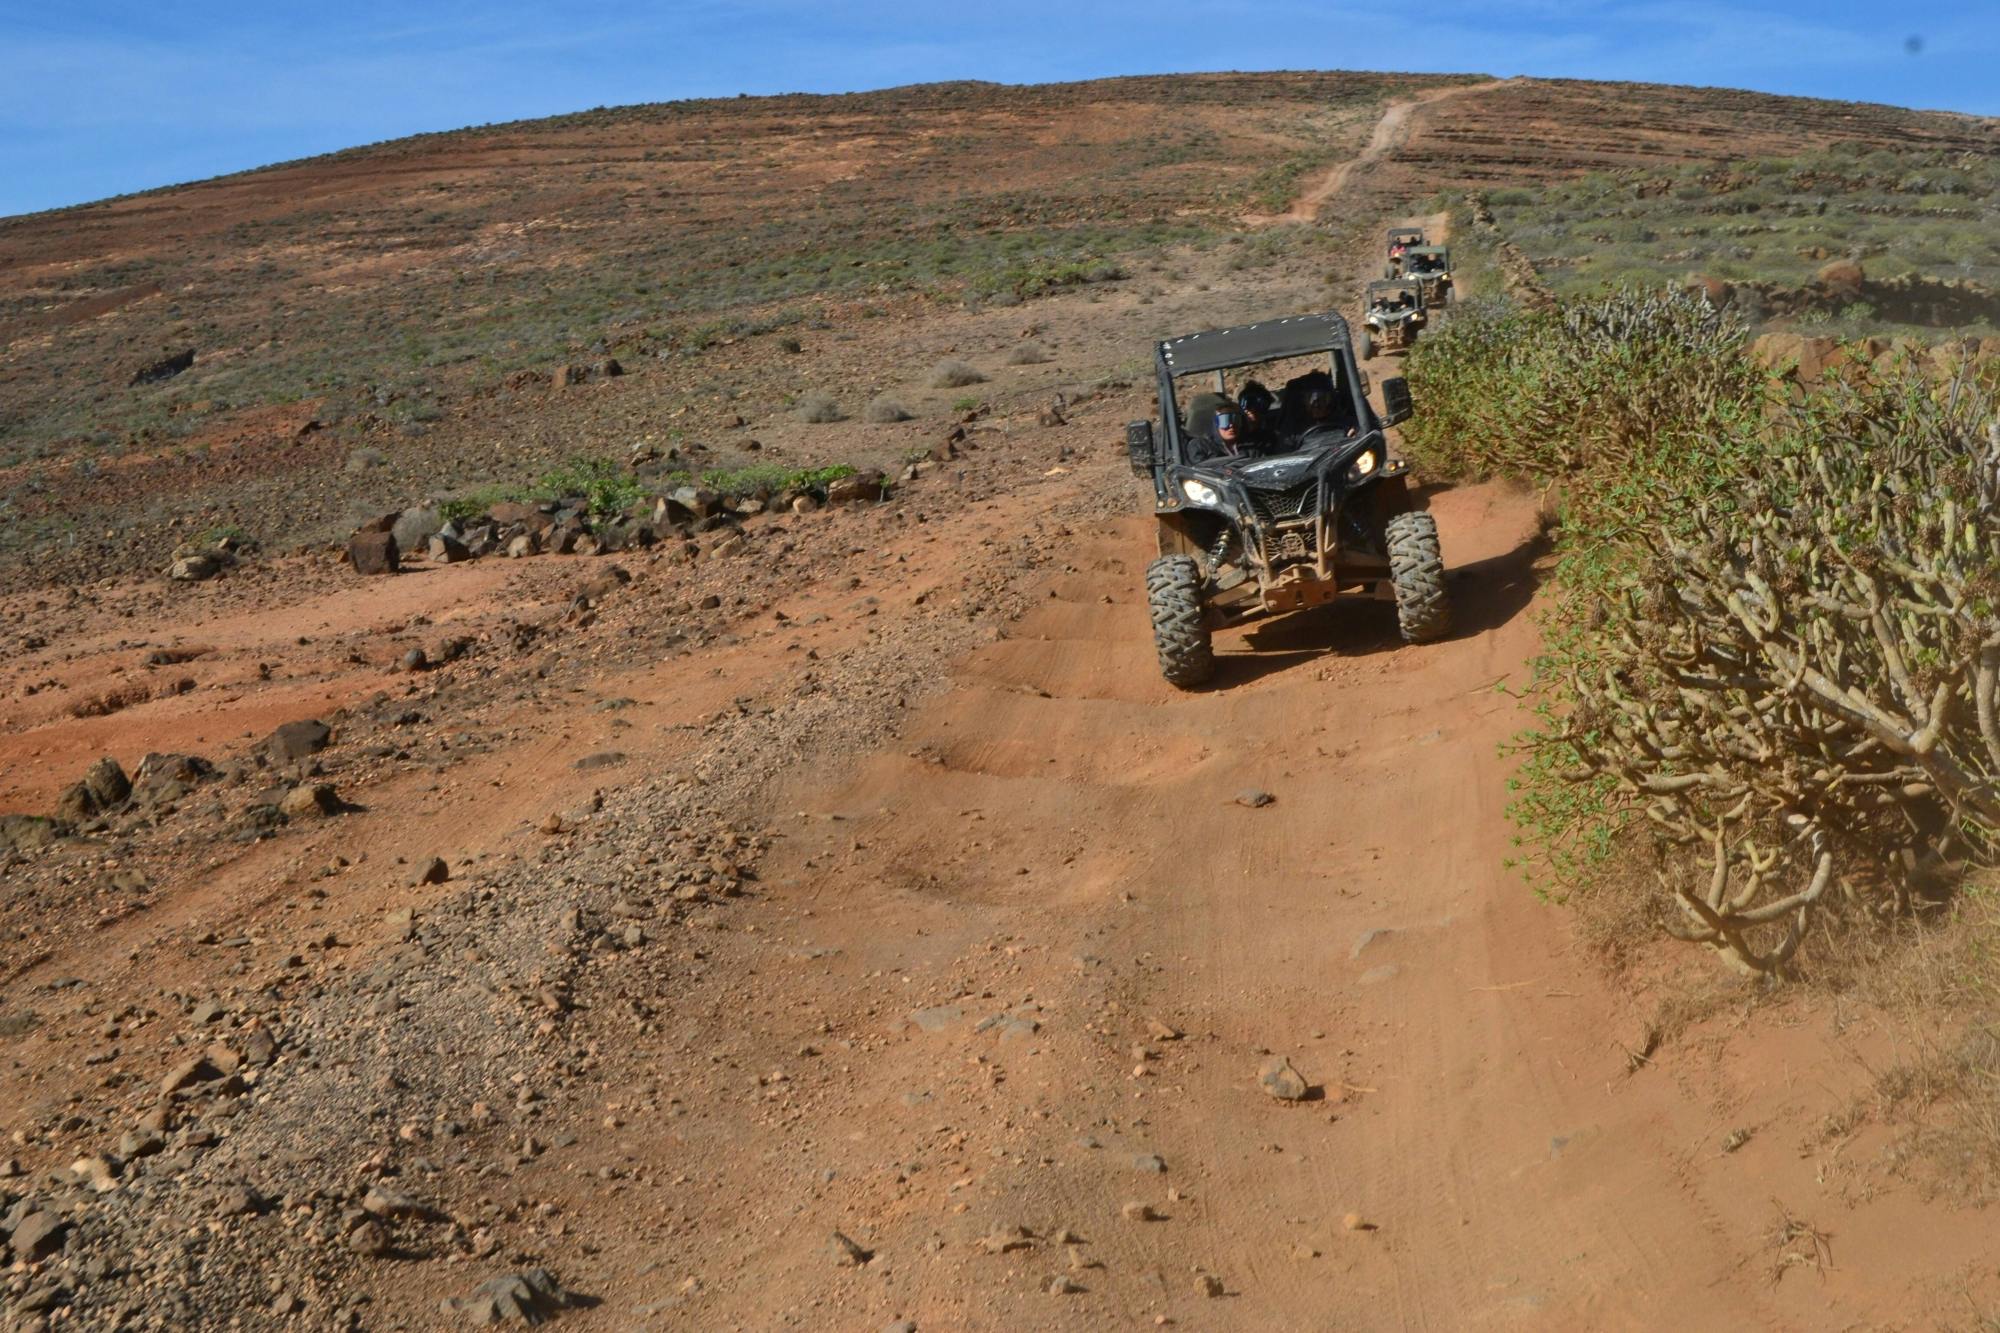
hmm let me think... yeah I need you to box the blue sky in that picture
[3,1,1996,218]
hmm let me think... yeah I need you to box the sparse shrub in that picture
[950,396,982,413]
[795,392,843,423]
[537,457,644,520]
[1402,289,1761,515]
[1518,370,2000,977]
[864,397,913,423]
[1432,287,2000,977]
[699,462,856,498]
[1007,341,1052,366]
[927,360,987,389]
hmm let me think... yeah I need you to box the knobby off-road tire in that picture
[1145,555,1214,687]
[1385,511,1451,643]
[1358,328,1375,360]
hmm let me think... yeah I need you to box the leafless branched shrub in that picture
[1542,373,2000,975]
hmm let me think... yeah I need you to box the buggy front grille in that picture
[1246,481,1319,525]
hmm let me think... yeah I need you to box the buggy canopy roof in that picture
[1157,312,1352,377]
[1387,227,1425,241]
[1367,279,1422,295]
[1405,245,1449,257]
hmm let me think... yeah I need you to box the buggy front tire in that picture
[1145,555,1214,687]
[1385,511,1452,643]
[1358,328,1375,360]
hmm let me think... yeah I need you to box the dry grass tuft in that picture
[926,359,987,388]
[794,392,843,424]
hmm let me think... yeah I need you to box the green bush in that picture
[536,457,644,520]
[1402,289,1762,526]
[1418,286,2000,977]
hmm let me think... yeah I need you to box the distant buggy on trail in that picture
[1359,279,1426,359]
[1126,311,1451,687]
[1401,245,1453,306]
[1384,226,1426,277]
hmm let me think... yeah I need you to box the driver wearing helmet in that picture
[1236,381,1280,451]
[1282,369,1359,440]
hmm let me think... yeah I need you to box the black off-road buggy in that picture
[1401,245,1453,306]
[1358,279,1427,359]
[1125,311,1451,687]
[1384,226,1427,278]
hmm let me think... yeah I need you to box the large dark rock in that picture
[263,720,331,764]
[133,753,216,805]
[0,814,67,852]
[130,348,194,386]
[488,502,552,531]
[429,532,471,563]
[348,530,399,576]
[825,470,885,505]
[83,756,131,808]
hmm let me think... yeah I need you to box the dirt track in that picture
[1262,81,1513,225]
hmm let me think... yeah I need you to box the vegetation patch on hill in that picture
[1478,143,2000,339]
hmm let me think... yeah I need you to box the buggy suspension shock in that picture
[1204,526,1234,579]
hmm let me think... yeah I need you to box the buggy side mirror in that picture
[1380,377,1412,427]
[1125,420,1155,475]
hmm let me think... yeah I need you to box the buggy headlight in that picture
[1343,449,1379,484]
[1180,478,1220,506]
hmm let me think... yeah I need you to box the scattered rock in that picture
[825,471,885,505]
[1258,1056,1309,1102]
[978,1225,1033,1254]
[215,1184,265,1216]
[348,530,400,576]
[431,532,472,563]
[346,1219,389,1256]
[442,1269,581,1325]
[169,554,221,582]
[410,856,450,886]
[1342,1212,1373,1232]
[1133,1154,1167,1174]
[10,1211,68,1261]
[131,347,195,386]
[82,756,131,808]
[909,1005,964,1033]
[264,719,332,763]
[161,1055,223,1095]
[1046,1275,1081,1295]
[829,1231,873,1267]
[1197,1273,1225,1298]
[573,751,626,771]
[1234,788,1274,808]
[0,815,66,852]
[279,784,340,819]
[1119,1201,1156,1223]
[363,1184,438,1219]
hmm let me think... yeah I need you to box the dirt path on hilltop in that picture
[1248,80,1514,227]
